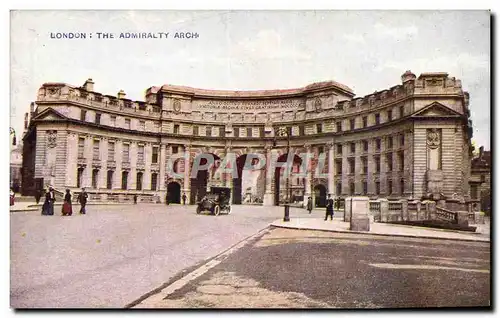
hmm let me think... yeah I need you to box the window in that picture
[137,145,144,163]
[259,126,265,137]
[247,127,252,137]
[287,126,292,136]
[123,143,130,162]
[316,123,322,134]
[336,144,343,155]
[376,138,381,151]
[234,127,240,137]
[110,115,116,127]
[173,124,179,134]
[388,136,393,149]
[375,181,380,195]
[172,146,178,154]
[349,182,355,195]
[139,120,146,131]
[121,171,128,190]
[362,116,368,128]
[154,122,160,131]
[336,182,342,195]
[400,134,405,146]
[362,157,368,174]
[206,126,212,137]
[299,125,305,136]
[374,155,381,173]
[387,110,392,121]
[336,121,342,132]
[350,142,356,154]
[400,179,405,195]
[388,180,393,194]
[92,169,99,189]
[363,140,368,152]
[399,105,404,118]
[108,142,115,161]
[151,173,158,191]
[375,113,380,125]
[77,168,84,188]
[93,140,100,160]
[106,170,113,189]
[78,137,85,158]
[348,158,355,174]
[80,110,87,121]
[193,126,199,136]
[471,185,478,199]
[136,172,143,190]
[481,175,486,183]
[399,151,405,171]
[219,126,225,137]
[95,113,101,125]
[318,146,324,154]
[335,159,342,175]
[125,118,131,130]
[362,181,368,195]
[350,119,355,130]
[387,153,393,171]
[152,146,159,164]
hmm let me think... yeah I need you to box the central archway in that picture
[167,182,181,204]
[233,154,265,204]
[314,184,327,208]
[190,153,220,204]
[274,153,303,206]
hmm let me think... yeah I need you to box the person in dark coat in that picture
[77,188,88,214]
[62,189,73,216]
[335,197,341,212]
[34,190,42,205]
[306,197,313,214]
[42,187,56,215]
[133,194,138,204]
[324,194,334,221]
[182,193,187,205]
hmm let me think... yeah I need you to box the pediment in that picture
[32,108,67,121]
[411,102,462,118]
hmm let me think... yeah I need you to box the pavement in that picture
[9,200,138,212]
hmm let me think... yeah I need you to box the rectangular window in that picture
[362,157,368,174]
[350,119,355,130]
[336,121,342,132]
[400,105,404,118]
[108,142,115,161]
[316,123,322,134]
[363,140,368,152]
[151,173,158,191]
[387,110,392,121]
[95,113,101,125]
[136,172,143,190]
[121,171,128,190]
[80,110,87,121]
[363,181,368,195]
[193,126,199,136]
[247,127,252,137]
[387,153,393,171]
[335,144,342,156]
[123,143,130,163]
[376,138,381,151]
[399,151,404,171]
[362,116,368,128]
[92,169,99,189]
[375,113,380,125]
[348,158,355,174]
[336,182,342,195]
[78,137,85,158]
[388,180,393,194]
[139,120,146,131]
[206,126,212,137]
[154,122,160,131]
[400,134,405,146]
[335,159,342,175]
[106,170,113,189]
[172,146,178,154]
[388,136,393,149]
[234,127,240,137]
[375,181,380,195]
[152,146,159,164]
[93,140,100,160]
[173,124,179,134]
[471,185,478,199]
[259,126,265,137]
[110,115,116,127]
[350,182,355,195]
[299,125,305,136]
[375,156,381,173]
[400,179,405,195]
[350,142,356,154]
[137,145,144,163]
[318,146,324,154]
[219,126,225,137]
[125,118,131,130]
[287,126,292,136]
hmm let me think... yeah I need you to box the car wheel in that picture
[214,205,220,216]
[196,206,201,214]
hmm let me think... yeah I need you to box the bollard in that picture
[283,204,290,222]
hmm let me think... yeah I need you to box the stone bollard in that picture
[344,197,352,222]
[350,196,370,232]
[456,211,469,227]
[474,212,485,224]
[379,198,389,223]
[401,199,408,221]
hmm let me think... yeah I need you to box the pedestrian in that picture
[306,197,313,214]
[77,188,88,214]
[182,192,187,205]
[324,194,334,221]
[41,186,56,215]
[133,194,138,204]
[35,189,42,204]
[335,197,341,212]
[165,193,169,205]
[62,189,73,216]
[10,188,15,206]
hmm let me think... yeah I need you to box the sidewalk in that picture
[271,218,490,243]
[9,200,140,212]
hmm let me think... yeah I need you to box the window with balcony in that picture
[336,121,342,132]
[137,145,144,164]
[247,127,252,137]
[336,144,343,155]
[95,113,101,125]
[316,123,322,134]
[206,126,212,137]
[78,137,85,158]
[136,172,143,190]
[152,146,159,164]
[375,113,380,125]
[93,140,100,160]
[350,118,355,130]
[80,110,87,121]
[362,116,368,128]
[350,142,356,154]
[123,144,130,163]
[173,124,180,134]
[106,170,113,189]
[108,142,115,161]
[121,171,128,190]
[375,181,380,195]
[125,118,131,130]
[151,173,158,191]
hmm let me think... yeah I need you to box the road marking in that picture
[368,263,489,273]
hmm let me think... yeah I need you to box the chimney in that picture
[401,70,416,83]
[479,146,484,159]
[117,90,126,99]
[83,78,95,92]
[30,102,35,118]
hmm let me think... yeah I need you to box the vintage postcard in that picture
[9,9,491,309]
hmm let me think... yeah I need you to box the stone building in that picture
[469,146,491,214]
[21,71,474,206]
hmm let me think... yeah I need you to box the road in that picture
[142,228,491,309]
[10,203,312,308]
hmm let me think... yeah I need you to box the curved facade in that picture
[22,71,474,206]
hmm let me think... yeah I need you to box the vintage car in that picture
[196,187,231,216]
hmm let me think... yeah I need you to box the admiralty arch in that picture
[21,71,474,206]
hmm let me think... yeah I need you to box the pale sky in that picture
[10,10,490,149]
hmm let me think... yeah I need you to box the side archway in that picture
[167,181,181,204]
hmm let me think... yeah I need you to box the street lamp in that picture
[273,126,291,222]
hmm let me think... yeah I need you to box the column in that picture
[225,147,233,202]
[159,144,167,191]
[66,133,78,187]
[114,140,123,190]
[304,144,312,199]
[327,142,334,196]
[183,145,191,203]
[84,135,92,188]
[98,137,107,189]
[263,145,275,206]
[144,142,152,190]
[130,142,137,190]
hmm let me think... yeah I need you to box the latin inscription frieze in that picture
[195,99,305,112]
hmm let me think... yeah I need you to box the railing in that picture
[388,201,402,211]
[369,201,381,213]
[436,207,457,223]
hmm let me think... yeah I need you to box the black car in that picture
[196,187,231,216]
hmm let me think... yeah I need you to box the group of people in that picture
[39,187,88,216]
[306,194,342,221]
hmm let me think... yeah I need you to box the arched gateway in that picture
[23,72,474,207]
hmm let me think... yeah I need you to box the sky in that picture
[10,10,490,149]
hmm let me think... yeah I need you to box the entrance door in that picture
[314,184,327,208]
[167,182,181,204]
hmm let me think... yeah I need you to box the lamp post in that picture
[274,126,291,221]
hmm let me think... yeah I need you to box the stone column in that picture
[327,142,334,196]
[304,144,312,199]
[401,199,408,221]
[183,145,191,204]
[263,145,275,206]
[130,142,137,191]
[379,198,389,222]
[114,140,122,190]
[159,144,167,191]
[225,147,233,203]
[344,197,352,222]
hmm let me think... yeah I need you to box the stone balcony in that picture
[77,157,87,166]
[137,161,145,170]
[151,163,160,172]
[122,161,131,170]
[107,160,116,169]
[92,159,102,168]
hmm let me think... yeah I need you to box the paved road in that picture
[146,228,491,308]
[11,204,314,308]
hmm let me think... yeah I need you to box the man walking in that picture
[306,197,313,214]
[182,192,187,205]
[77,188,88,214]
[325,194,334,221]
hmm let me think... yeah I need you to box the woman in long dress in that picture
[62,189,72,216]
[41,189,50,215]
